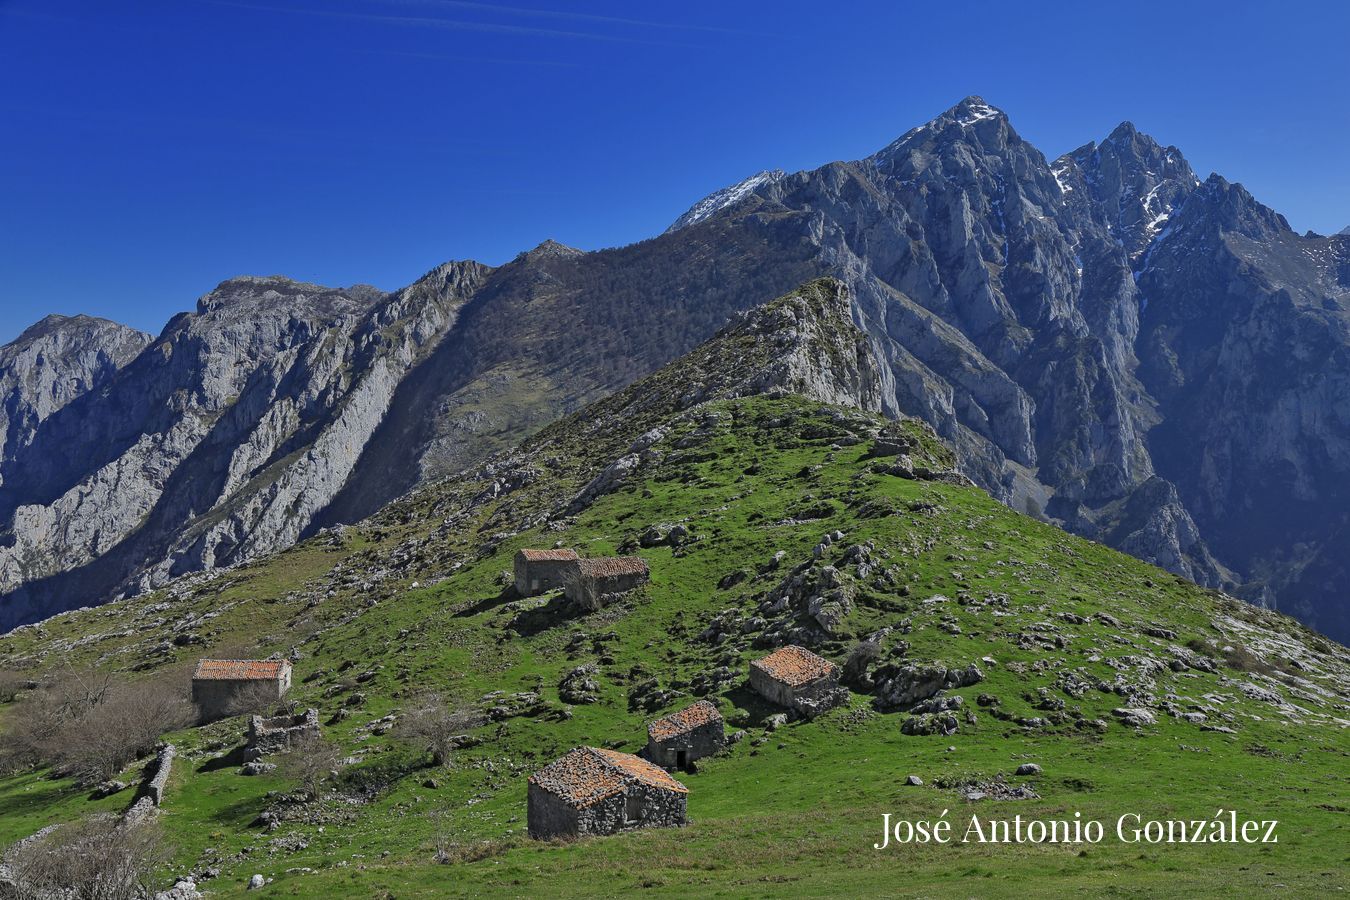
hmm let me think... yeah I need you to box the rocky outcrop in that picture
[0,267,485,629]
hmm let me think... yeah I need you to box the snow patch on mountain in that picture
[666,170,785,232]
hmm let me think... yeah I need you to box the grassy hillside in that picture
[1,284,1346,897]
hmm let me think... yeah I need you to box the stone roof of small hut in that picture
[648,700,723,741]
[750,645,837,687]
[517,548,579,562]
[192,659,289,681]
[574,556,649,578]
[529,746,686,808]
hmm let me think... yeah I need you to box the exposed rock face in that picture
[5,97,1350,640]
[0,266,487,629]
[0,314,152,487]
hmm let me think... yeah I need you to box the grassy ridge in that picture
[1,394,1346,897]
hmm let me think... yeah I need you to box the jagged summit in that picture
[1055,121,1200,257]
[868,95,1016,165]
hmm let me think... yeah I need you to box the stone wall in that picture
[514,555,576,596]
[749,669,846,719]
[124,743,175,823]
[527,782,580,839]
[564,569,649,612]
[528,784,686,839]
[646,720,724,769]
[192,676,287,722]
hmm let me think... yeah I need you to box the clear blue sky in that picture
[2,0,1347,344]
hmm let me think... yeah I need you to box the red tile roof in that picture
[529,746,686,808]
[648,700,723,742]
[751,645,837,687]
[574,557,649,578]
[517,548,579,562]
[192,659,290,681]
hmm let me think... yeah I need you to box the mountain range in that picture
[2,96,1348,642]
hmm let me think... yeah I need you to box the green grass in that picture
[2,394,1347,898]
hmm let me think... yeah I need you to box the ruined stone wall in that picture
[245,708,320,760]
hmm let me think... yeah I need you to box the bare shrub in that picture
[218,680,288,719]
[843,640,883,686]
[0,670,29,704]
[277,732,342,801]
[0,668,192,784]
[0,814,171,899]
[396,693,485,766]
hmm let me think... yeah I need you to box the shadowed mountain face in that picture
[3,97,1348,641]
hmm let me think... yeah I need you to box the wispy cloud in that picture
[346,46,580,67]
[373,0,772,37]
[195,0,704,47]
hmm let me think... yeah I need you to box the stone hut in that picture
[563,557,650,611]
[645,700,724,770]
[514,548,580,596]
[191,659,292,721]
[749,645,847,719]
[245,708,321,761]
[528,746,687,839]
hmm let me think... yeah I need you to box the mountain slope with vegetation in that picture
[6,98,1350,642]
[1,281,1345,897]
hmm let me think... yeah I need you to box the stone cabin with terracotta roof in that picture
[749,645,847,719]
[191,659,292,722]
[645,700,724,770]
[562,556,650,611]
[514,548,580,596]
[528,746,687,839]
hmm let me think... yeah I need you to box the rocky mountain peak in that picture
[869,95,1017,166]
[1058,121,1198,258]
[520,239,585,262]
[0,314,153,491]
[193,275,382,318]
[1338,225,1350,236]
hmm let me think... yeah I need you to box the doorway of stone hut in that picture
[676,750,688,770]
[625,792,641,824]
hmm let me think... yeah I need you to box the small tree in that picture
[277,732,342,801]
[1,814,171,900]
[396,693,484,767]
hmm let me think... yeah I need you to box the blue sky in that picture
[2,0,1347,344]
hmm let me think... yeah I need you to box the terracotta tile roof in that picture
[192,659,290,681]
[517,548,579,562]
[574,556,649,578]
[648,700,723,741]
[591,748,687,793]
[529,746,686,808]
[751,645,837,687]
